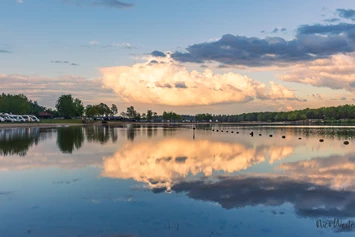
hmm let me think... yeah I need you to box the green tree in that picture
[74,98,84,117]
[55,94,84,118]
[126,106,137,119]
[96,103,111,116]
[146,110,153,122]
[120,111,126,118]
[141,113,146,120]
[85,105,99,117]
[0,93,32,114]
[111,104,118,116]
[153,112,158,121]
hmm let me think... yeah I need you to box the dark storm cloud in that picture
[166,12,355,67]
[172,176,355,218]
[63,0,134,9]
[171,51,204,63]
[337,9,355,21]
[297,23,355,35]
[151,50,166,57]
[171,31,355,66]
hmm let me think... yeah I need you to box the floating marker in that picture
[344,141,349,145]
[298,138,302,140]
[259,134,262,136]
[231,131,234,133]
[319,139,324,142]
[237,132,239,134]
[282,136,286,139]
[269,135,273,137]
[250,131,254,136]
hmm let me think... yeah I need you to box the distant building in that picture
[37,112,53,119]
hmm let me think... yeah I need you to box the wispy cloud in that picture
[63,0,134,9]
[312,94,323,100]
[324,18,340,23]
[0,49,12,53]
[271,28,287,33]
[271,28,278,33]
[81,41,136,49]
[50,60,79,66]
[89,40,99,46]
[102,42,136,49]
[16,0,23,3]
[279,53,355,92]
[337,9,355,21]
[0,74,116,108]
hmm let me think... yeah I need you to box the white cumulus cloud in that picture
[100,55,297,106]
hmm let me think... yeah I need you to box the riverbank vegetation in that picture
[1,93,355,123]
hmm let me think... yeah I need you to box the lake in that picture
[1,124,355,237]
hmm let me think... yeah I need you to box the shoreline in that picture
[0,123,86,129]
[1,120,354,129]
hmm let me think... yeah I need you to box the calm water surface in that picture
[1,124,355,237]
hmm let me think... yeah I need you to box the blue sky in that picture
[1,0,355,114]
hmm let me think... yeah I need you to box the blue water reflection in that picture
[0,125,355,236]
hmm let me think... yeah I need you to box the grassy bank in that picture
[39,119,89,124]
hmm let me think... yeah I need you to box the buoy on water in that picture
[344,141,349,145]
[282,136,286,139]
[319,139,324,142]
[269,135,273,137]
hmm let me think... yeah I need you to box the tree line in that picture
[2,93,355,122]
[0,93,52,115]
[206,104,355,123]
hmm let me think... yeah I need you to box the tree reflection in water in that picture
[0,128,53,156]
[56,127,84,154]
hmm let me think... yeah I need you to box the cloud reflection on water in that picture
[172,175,355,218]
[102,138,294,190]
[1,125,355,220]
